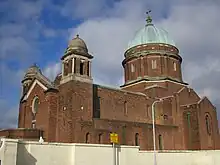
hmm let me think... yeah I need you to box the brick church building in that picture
[0,15,219,150]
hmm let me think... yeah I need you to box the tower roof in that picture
[68,34,88,52]
[25,63,41,76]
[127,13,175,49]
[62,34,93,60]
[22,63,42,81]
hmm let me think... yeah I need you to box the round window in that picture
[32,97,39,114]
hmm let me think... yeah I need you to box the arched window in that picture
[135,133,139,146]
[98,133,102,144]
[80,61,84,75]
[186,112,192,149]
[32,97,39,114]
[85,132,90,143]
[63,61,69,76]
[205,115,211,135]
[73,58,76,73]
[152,60,157,69]
[131,63,135,73]
[158,134,163,150]
[186,112,191,128]
[122,126,126,145]
[173,62,177,71]
[31,96,39,128]
[87,61,90,76]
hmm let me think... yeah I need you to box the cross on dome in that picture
[146,10,152,24]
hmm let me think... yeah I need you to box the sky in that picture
[0,0,220,128]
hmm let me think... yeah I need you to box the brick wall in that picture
[56,80,93,143]
[198,97,219,150]
[15,69,219,151]
[121,80,185,95]
[19,83,50,141]
[97,86,150,123]
[46,90,58,142]
[182,107,201,150]
[123,44,183,85]
[0,128,42,140]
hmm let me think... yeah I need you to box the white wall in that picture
[0,138,220,165]
[0,139,18,165]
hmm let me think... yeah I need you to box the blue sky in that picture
[0,0,220,128]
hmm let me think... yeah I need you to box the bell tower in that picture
[60,34,93,84]
[21,64,42,95]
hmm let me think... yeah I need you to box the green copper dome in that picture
[128,16,175,49]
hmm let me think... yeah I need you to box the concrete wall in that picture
[0,138,219,165]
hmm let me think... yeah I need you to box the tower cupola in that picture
[60,34,93,84]
[68,34,88,53]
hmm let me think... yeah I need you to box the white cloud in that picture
[66,0,220,126]
[69,16,143,86]
[157,3,220,105]
[1,0,220,128]
[0,64,24,87]
[0,0,61,128]
[0,37,33,60]
[43,28,58,38]
[68,0,220,88]
[0,100,18,128]
[43,62,61,81]
[60,0,110,19]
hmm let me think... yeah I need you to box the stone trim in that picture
[120,78,188,89]
[197,96,206,104]
[177,87,186,93]
[60,74,93,85]
[61,50,93,60]
[93,118,178,128]
[180,103,198,107]
[122,53,182,65]
[144,84,167,90]
[96,84,146,96]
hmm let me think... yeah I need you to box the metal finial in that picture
[31,63,37,67]
[146,10,151,15]
[146,10,152,24]
[76,34,79,38]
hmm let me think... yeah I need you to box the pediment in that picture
[21,79,48,101]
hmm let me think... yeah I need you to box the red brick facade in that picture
[1,35,219,151]
[122,44,183,84]
[0,128,42,141]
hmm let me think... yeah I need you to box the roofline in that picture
[21,79,48,101]
[61,50,93,60]
[125,43,179,55]
[120,78,188,89]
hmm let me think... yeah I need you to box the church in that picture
[0,15,219,150]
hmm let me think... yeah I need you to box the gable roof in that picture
[144,84,167,90]
[21,79,47,101]
[198,96,216,110]
[21,72,57,102]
